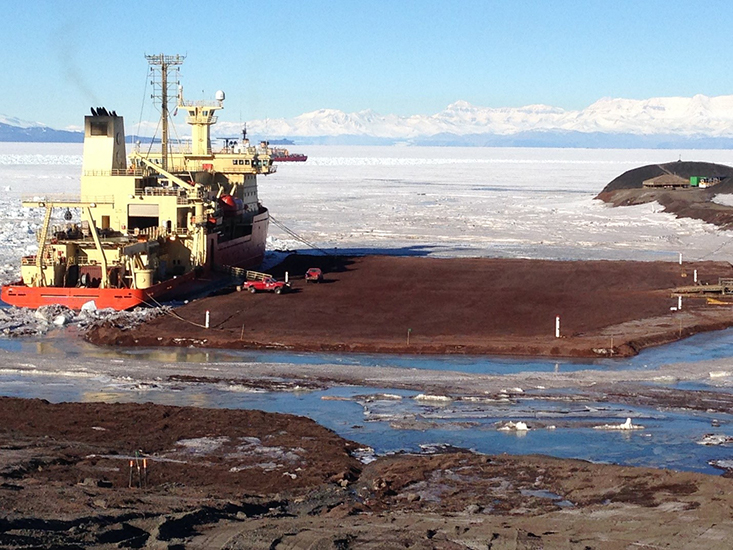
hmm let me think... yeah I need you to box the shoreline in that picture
[86,307,733,358]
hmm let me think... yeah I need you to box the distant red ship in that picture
[271,147,308,162]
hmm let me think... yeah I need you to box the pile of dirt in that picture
[86,255,733,357]
[596,160,733,228]
[1,397,732,549]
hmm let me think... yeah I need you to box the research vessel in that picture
[1,54,275,310]
[271,147,307,162]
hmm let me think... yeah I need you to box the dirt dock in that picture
[87,255,733,357]
[1,397,732,549]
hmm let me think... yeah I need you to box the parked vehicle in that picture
[305,268,323,283]
[242,277,290,294]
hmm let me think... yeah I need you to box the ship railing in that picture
[21,255,46,266]
[82,169,144,177]
[21,254,124,268]
[138,187,183,197]
[136,226,166,240]
[21,194,115,205]
[224,164,276,175]
[216,146,259,155]
[218,166,257,174]
[185,115,218,125]
[68,257,120,267]
[21,256,56,268]
[179,98,224,108]
[135,225,189,240]
[133,186,202,205]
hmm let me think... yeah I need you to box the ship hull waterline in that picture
[1,215,269,311]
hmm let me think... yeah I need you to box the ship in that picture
[270,147,308,162]
[240,128,306,163]
[1,54,275,311]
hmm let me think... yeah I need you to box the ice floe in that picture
[498,421,530,431]
[593,417,644,430]
[414,394,452,402]
[697,434,733,446]
[0,304,170,337]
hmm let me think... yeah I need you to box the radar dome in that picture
[215,90,225,101]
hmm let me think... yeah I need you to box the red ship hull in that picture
[0,270,197,310]
[1,213,270,311]
[272,154,307,162]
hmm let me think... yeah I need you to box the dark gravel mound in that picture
[599,161,733,194]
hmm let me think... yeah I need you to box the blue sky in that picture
[2,0,733,129]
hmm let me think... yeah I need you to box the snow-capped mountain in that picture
[0,114,46,129]
[0,114,82,142]
[5,94,733,147]
[213,94,733,146]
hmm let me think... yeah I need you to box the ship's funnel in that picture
[81,111,127,174]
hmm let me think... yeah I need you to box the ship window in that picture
[203,111,208,116]
[232,160,237,165]
[245,160,250,165]
[90,121,108,136]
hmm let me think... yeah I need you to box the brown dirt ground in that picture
[1,397,732,549]
[87,255,733,358]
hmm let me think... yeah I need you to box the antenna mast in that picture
[145,53,185,171]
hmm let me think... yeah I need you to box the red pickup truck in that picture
[305,267,323,283]
[242,277,291,294]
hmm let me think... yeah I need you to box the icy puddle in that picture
[0,328,733,474]
[0,365,731,475]
[5,324,733,374]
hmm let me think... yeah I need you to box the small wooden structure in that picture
[673,278,733,297]
[642,174,690,189]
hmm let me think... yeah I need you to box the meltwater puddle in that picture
[4,325,733,376]
[0,367,731,475]
[0,327,732,474]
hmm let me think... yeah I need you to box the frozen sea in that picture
[1,142,733,473]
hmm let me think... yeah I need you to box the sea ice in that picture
[498,421,530,431]
[3,144,733,288]
[697,434,733,446]
[593,417,644,430]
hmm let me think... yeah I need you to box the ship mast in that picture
[145,53,185,171]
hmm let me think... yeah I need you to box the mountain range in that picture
[0,115,83,143]
[5,94,733,148]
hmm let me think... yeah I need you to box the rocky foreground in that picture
[0,397,732,549]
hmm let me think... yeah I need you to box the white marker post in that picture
[678,296,682,311]
[679,253,683,265]
[555,316,561,338]
[205,310,210,329]
[694,269,698,283]
[285,271,289,283]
